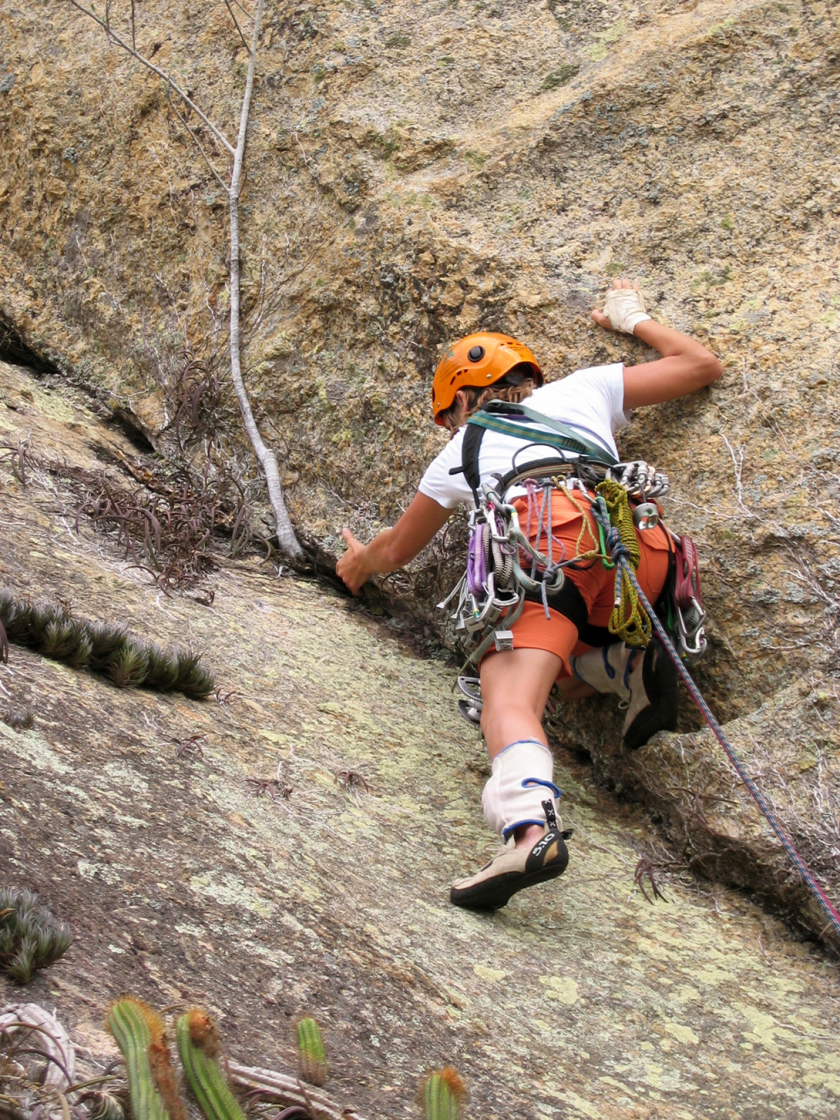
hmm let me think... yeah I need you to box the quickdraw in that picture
[437,475,567,665]
[667,533,707,663]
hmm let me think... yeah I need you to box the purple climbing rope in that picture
[593,501,840,941]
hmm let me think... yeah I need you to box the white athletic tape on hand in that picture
[603,288,652,334]
[481,738,556,837]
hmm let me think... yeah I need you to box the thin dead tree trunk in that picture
[228,0,303,561]
[61,0,306,561]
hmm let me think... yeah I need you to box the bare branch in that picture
[223,0,250,51]
[165,84,229,193]
[226,0,304,559]
[130,0,136,51]
[229,1061,369,1120]
[61,0,303,560]
[720,432,757,519]
[61,0,235,156]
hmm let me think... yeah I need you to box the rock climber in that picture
[336,280,722,910]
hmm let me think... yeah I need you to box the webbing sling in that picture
[470,400,619,462]
[453,399,619,500]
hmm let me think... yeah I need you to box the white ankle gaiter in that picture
[481,739,561,840]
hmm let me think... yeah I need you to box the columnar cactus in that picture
[176,1010,247,1120]
[421,1068,466,1120]
[296,1017,327,1086]
[105,999,184,1120]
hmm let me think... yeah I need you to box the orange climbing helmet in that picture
[431,332,543,425]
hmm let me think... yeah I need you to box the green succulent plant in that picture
[0,588,215,699]
[0,596,35,643]
[67,630,94,669]
[87,621,129,669]
[144,645,182,691]
[176,1010,247,1120]
[296,1017,327,1086]
[28,602,64,646]
[41,617,88,663]
[0,886,73,984]
[421,1068,466,1120]
[173,651,216,699]
[107,643,150,688]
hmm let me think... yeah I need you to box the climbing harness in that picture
[588,497,840,942]
[438,400,681,668]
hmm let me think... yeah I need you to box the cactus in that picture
[106,999,184,1120]
[296,1017,327,1086]
[0,886,73,983]
[176,1010,247,1120]
[421,1067,466,1120]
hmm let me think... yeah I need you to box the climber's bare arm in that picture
[591,278,723,409]
[336,492,451,595]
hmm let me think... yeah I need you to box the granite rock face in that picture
[0,0,839,1110]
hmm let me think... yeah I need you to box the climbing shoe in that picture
[571,639,679,750]
[450,823,570,911]
[622,637,680,750]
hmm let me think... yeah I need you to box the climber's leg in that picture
[449,647,570,910]
[570,640,679,750]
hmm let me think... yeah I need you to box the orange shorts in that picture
[496,490,672,676]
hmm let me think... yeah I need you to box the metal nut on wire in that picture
[633,502,659,530]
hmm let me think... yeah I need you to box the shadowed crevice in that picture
[0,316,60,376]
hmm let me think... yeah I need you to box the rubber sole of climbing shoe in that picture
[622,637,680,751]
[450,828,569,911]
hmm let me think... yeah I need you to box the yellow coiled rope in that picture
[595,479,651,647]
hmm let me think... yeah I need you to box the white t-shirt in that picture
[418,363,629,508]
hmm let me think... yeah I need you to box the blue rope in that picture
[592,502,840,941]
